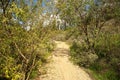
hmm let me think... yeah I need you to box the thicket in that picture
[0,1,55,80]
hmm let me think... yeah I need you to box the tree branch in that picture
[14,42,28,62]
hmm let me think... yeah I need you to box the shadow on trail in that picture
[53,48,69,56]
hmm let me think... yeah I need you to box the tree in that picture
[56,0,119,51]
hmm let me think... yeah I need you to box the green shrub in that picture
[90,33,120,80]
[0,25,55,80]
[70,42,98,67]
[94,33,120,58]
[70,33,120,80]
[91,69,120,80]
[89,63,103,72]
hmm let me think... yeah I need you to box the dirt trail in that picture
[39,41,92,80]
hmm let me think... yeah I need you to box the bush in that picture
[70,42,98,67]
[0,25,55,80]
[69,33,120,80]
[91,69,120,80]
[94,33,120,59]
[89,33,120,80]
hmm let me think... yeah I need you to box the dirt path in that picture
[39,41,92,80]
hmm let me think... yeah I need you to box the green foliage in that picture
[89,62,102,72]
[0,1,55,80]
[0,56,23,80]
[87,33,120,80]
[90,68,120,80]
[0,24,55,80]
[68,21,120,80]
[0,26,27,79]
[70,42,98,67]
[94,33,120,60]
